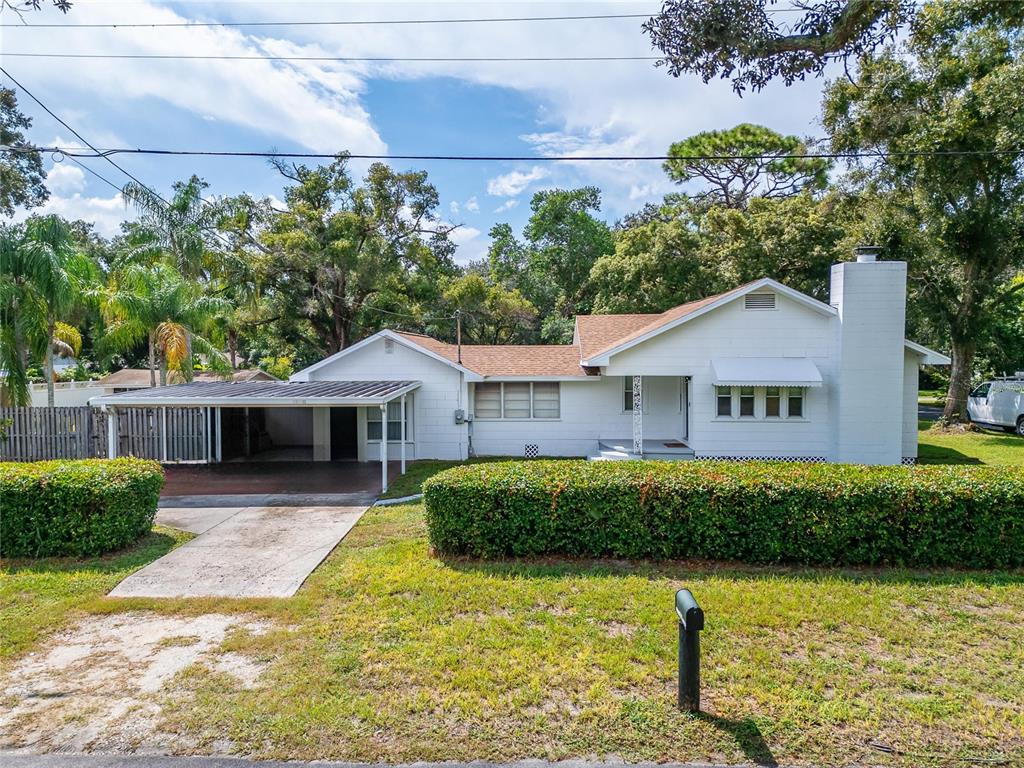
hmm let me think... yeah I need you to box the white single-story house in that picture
[93,251,949,487]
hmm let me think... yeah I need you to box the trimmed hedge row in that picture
[423,460,1024,567]
[1,458,164,558]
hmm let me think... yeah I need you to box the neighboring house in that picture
[94,251,948,476]
[26,368,277,407]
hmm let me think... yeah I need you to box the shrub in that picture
[1,458,164,558]
[423,460,1024,568]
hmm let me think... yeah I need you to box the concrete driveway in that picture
[110,502,369,599]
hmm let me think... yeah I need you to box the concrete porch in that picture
[589,438,695,461]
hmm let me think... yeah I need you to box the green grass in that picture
[152,504,1023,766]
[0,525,192,659]
[917,421,1023,465]
[918,389,947,407]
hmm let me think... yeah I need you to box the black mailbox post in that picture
[675,588,704,713]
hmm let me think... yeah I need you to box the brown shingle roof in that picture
[394,333,595,377]
[392,282,759,376]
[578,283,758,361]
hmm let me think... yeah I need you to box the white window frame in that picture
[622,376,649,414]
[367,396,414,442]
[714,385,808,421]
[473,382,561,421]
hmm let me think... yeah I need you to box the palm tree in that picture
[0,217,94,406]
[100,262,231,386]
[120,176,233,380]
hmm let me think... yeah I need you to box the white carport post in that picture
[380,402,389,493]
[106,406,118,458]
[400,393,407,475]
[632,375,643,456]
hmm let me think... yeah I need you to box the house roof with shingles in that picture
[394,333,596,377]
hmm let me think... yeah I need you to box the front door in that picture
[680,377,690,441]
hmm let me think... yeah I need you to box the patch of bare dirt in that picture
[0,612,270,754]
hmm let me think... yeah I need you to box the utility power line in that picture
[4,52,662,63]
[0,65,240,253]
[11,144,1023,162]
[0,8,808,29]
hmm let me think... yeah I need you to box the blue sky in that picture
[3,1,834,263]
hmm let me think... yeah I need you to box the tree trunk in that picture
[45,317,56,408]
[148,332,157,387]
[943,337,976,422]
[228,329,238,369]
[183,330,194,382]
[159,356,168,387]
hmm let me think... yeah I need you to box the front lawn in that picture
[917,421,1022,465]
[149,503,1022,767]
[0,526,192,659]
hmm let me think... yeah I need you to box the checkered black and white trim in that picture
[695,455,827,463]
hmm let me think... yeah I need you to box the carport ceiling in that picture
[92,380,421,407]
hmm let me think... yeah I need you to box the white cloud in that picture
[45,164,87,195]
[493,199,519,213]
[487,166,549,197]
[448,225,486,265]
[449,200,460,215]
[12,192,132,238]
[464,196,480,213]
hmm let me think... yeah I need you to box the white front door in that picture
[680,377,690,441]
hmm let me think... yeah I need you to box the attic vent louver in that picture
[384,337,395,354]
[744,293,776,310]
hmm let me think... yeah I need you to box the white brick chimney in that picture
[830,247,907,464]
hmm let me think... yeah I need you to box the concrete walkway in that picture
[110,502,369,599]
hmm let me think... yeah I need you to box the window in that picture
[367,398,412,441]
[716,386,733,417]
[623,377,636,411]
[502,382,531,419]
[474,383,502,419]
[739,386,755,417]
[474,382,561,420]
[788,388,804,418]
[532,382,560,419]
[970,383,991,399]
[765,386,781,417]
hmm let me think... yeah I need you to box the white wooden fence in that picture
[0,406,209,463]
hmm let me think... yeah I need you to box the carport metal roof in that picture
[91,379,421,407]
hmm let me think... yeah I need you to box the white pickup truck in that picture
[967,375,1024,436]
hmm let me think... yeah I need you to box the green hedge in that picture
[1,458,164,558]
[423,460,1024,568]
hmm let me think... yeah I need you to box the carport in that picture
[91,379,420,492]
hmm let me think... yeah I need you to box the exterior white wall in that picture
[312,408,330,461]
[470,376,687,457]
[902,352,920,460]
[603,293,837,459]
[831,260,907,464]
[30,382,108,407]
[301,337,469,461]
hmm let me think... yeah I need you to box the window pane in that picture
[387,420,402,441]
[367,419,381,440]
[623,377,633,411]
[788,389,803,418]
[475,383,501,419]
[740,386,755,417]
[766,387,780,417]
[503,382,531,418]
[532,382,560,419]
[716,386,732,417]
